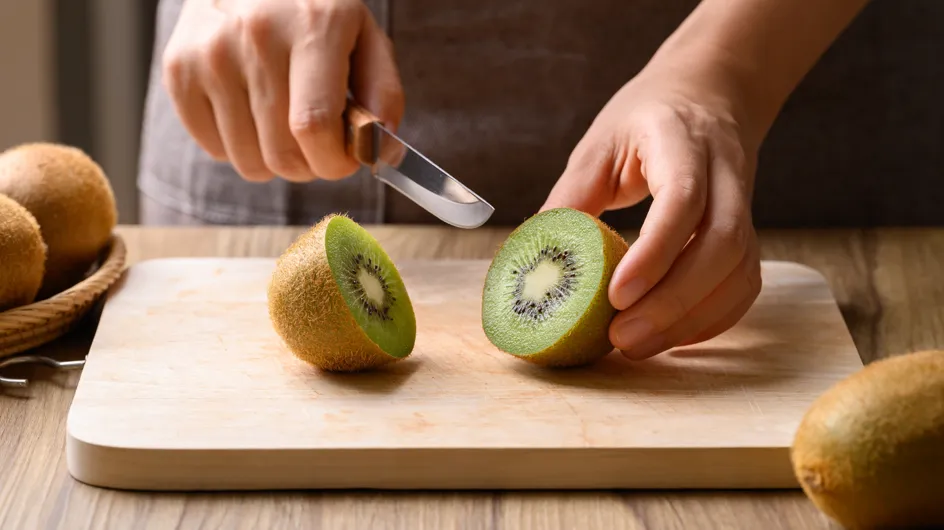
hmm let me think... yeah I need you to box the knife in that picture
[343,101,494,229]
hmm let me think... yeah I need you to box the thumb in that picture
[540,141,616,216]
[350,12,405,132]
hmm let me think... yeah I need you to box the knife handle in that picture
[343,100,379,166]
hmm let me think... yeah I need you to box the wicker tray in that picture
[0,233,127,359]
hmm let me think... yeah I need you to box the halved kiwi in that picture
[267,214,416,372]
[481,208,629,367]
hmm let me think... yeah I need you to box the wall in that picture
[0,1,55,150]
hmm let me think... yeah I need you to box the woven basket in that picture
[0,233,127,359]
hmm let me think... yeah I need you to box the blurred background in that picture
[1,0,158,224]
[1,1,941,227]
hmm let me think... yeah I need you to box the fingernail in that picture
[613,318,654,350]
[621,333,666,360]
[613,277,647,310]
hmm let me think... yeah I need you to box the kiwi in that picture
[790,349,944,529]
[267,214,416,372]
[0,193,47,312]
[0,142,117,298]
[481,208,629,368]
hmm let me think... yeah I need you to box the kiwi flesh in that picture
[0,142,117,298]
[0,193,47,312]
[481,208,629,368]
[267,214,416,372]
[790,349,944,529]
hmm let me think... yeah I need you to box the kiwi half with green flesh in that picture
[267,214,416,372]
[482,208,629,367]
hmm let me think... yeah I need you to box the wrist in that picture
[646,0,869,146]
[640,44,773,150]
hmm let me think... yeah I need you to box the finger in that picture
[243,11,315,182]
[607,119,709,311]
[202,32,274,182]
[608,146,751,353]
[621,233,761,360]
[679,283,758,347]
[162,50,227,161]
[350,13,404,132]
[540,138,618,216]
[288,3,363,180]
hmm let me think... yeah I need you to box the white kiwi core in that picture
[357,267,386,306]
[522,261,563,302]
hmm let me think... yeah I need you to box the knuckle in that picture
[659,290,690,325]
[289,107,335,137]
[160,53,187,94]
[242,10,272,48]
[567,139,612,174]
[300,0,360,32]
[640,102,679,126]
[203,34,232,76]
[375,82,405,117]
[662,170,706,210]
[713,215,750,256]
[264,148,305,176]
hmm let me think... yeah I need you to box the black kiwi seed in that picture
[346,253,393,321]
[508,244,579,323]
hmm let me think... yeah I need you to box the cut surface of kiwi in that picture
[482,208,628,367]
[268,214,415,372]
[323,215,416,358]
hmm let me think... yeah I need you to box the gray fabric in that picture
[140,193,206,225]
[137,0,385,226]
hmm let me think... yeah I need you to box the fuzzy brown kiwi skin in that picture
[790,349,944,529]
[267,214,403,372]
[0,143,117,298]
[0,193,47,312]
[484,209,629,368]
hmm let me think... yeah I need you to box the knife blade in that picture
[344,101,494,229]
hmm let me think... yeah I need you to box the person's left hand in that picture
[541,59,763,360]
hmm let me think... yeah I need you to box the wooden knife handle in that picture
[344,100,379,166]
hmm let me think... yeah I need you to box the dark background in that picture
[55,0,942,228]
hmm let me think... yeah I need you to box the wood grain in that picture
[66,259,861,490]
[344,100,379,166]
[4,225,942,529]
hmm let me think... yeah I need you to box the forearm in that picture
[648,0,871,141]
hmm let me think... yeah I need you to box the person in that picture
[137,0,870,360]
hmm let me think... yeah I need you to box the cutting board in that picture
[65,258,863,491]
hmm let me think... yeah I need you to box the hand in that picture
[161,0,403,182]
[541,59,763,360]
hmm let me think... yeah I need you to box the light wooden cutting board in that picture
[65,258,863,491]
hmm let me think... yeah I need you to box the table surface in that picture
[2,225,942,529]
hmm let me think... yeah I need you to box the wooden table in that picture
[2,225,942,529]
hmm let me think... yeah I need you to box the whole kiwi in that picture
[0,193,47,312]
[790,349,944,529]
[0,143,117,298]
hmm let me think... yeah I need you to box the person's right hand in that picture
[161,0,403,183]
